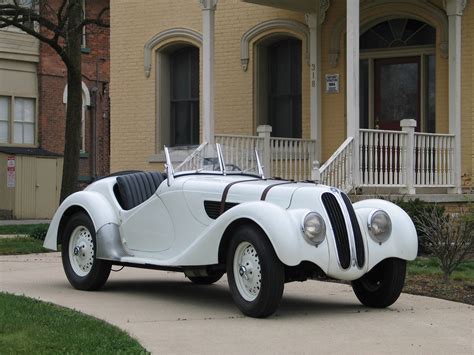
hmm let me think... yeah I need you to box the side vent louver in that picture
[204,201,238,219]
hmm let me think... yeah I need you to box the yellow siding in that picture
[110,0,472,187]
[461,1,473,188]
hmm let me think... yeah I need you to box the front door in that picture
[374,57,420,131]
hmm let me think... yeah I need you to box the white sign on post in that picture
[7,155,15,188]
[325,74,339,94]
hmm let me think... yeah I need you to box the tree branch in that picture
[80,6,109,28]
[0,14,70,67]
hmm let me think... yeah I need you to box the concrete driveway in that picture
[1,253,472,354]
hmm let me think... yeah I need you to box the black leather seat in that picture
[115,171,166,210]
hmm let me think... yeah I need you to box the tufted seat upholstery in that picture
[115,171,166,210]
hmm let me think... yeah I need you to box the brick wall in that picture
[38,0,110,180]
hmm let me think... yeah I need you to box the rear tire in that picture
[227,225,284,318]
[61,212,111,291]
[188,272,224,285]
[351,258,406,308]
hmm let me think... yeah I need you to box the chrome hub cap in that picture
[68,226,94,277]
[233,242,261,301]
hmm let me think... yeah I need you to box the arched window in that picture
[256,36,302,138]
[360,19,436,49]
[156,43,200,149]
[169,46,200,146]
[63,82,90,152]
[359,19,436,132]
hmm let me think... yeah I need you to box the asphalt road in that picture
[1,252,472,354]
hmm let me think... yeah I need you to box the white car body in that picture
[44,167,417,282]
[45,143,418,317]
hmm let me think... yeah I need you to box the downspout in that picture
[91,57,107,180]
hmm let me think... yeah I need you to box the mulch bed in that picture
[404,274,474,305]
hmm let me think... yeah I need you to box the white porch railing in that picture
[319,137,354,192]
[215,125,317,181]
[269,137,317,181]
[414,132,455,187]
[216,121,456,194]
[319,119,456,194]
[359,129,408,187]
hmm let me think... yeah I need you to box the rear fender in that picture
[43,191,120,250]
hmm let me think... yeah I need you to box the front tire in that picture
[351,258,406,308]
[61,212,111,291]
[227,225,284,318]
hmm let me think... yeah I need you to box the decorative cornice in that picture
[305,13,317,29]
[444,0,467,16]
[240,19,310,71]
[319,0,330,24]
[143,28,203,78]
[199,0,218,11]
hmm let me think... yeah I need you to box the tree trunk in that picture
[60,0,83,202]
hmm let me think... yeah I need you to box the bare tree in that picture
[0,0,109,201]
[416,205,474,282]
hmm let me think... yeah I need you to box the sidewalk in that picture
[0,219,50,226]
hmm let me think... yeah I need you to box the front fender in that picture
[43,191,120,250]
[354,199,418,270]
[173,201,330,272]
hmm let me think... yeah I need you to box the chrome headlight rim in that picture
[367,209,392,244]
[301,212,326,246]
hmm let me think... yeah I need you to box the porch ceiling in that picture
[241,0,316,13]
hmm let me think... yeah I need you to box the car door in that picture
[119,194,175,252]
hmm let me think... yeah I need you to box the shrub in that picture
[28,225,49,241]
[414,206,474,282]
[392,197,445,255]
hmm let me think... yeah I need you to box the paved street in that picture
[1,252,472,354]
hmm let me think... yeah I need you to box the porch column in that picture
[346,0,360,187]
[305,12,320,160]
[200,0,218,144]
[446,0,465,194]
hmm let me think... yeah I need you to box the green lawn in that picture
[0,224,49,235]
[408,257,474,282]
[0,293,147,354]
[0,237,49,255]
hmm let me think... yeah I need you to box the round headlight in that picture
[368,209,392,243]
[302,212,326,246]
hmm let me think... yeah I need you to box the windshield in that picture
[164,142,263,177]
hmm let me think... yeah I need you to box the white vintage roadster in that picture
[44,143,417,318]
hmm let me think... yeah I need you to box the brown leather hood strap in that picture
[219,179,262,215]
[260,181,296,201]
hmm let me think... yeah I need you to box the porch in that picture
[216,121,456,195]
[199,0,467,195]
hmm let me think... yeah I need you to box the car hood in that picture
[177,175,331,225]
[182,175,302,208]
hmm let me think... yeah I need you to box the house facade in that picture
[110,0,472,196]
[0,0,110,219]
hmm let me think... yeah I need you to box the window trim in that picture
[62,82,91,152]
[0,94,38,147]
[253,33,304,137]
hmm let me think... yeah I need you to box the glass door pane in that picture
[374,57,420,131]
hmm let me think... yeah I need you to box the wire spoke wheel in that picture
[233,242,262,301]
[61,212,111,291]
[227,225,284,318]
[68,226,95,277]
